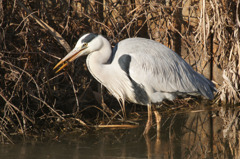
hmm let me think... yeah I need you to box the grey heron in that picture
[54,33,216,134]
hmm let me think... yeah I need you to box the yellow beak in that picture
[53,47,86,73]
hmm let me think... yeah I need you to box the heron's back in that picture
[112,37,215,103]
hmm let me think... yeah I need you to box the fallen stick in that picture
[94,124,139,129]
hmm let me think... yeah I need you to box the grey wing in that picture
[117,38,215,100]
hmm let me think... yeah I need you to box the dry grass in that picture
[0,0,239,143]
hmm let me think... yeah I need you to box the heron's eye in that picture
[83,43,88,47]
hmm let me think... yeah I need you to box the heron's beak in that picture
[53,46,87,73]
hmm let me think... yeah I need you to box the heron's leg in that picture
[153,106,161,140]
[122,100,127,120]
[143,104,152,135]
[117,98,127,120]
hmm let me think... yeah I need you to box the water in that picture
[1,107,239,159]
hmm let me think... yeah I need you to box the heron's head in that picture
[53,33,102,73]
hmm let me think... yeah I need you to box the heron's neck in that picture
[86,38,112,84]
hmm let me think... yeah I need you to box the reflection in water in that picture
[0,107,239,159]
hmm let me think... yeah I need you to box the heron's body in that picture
[87,36,215,105]
[54,33,216,134]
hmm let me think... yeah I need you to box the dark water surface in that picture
[1,106,239,159]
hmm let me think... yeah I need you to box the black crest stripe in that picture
[81,33,98,43]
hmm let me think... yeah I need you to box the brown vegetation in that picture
[0,0,239,143]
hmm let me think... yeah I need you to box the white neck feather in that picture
[86,36,112,85]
